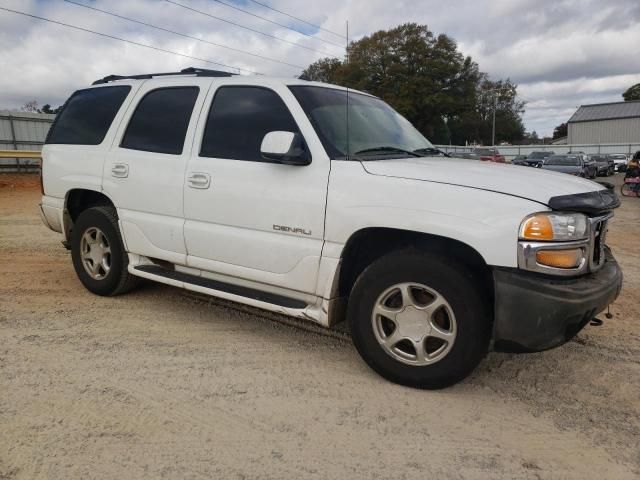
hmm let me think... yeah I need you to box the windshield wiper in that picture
[353,146,422,158]
[413,147,451,157]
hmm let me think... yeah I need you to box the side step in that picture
[133,265,308,309]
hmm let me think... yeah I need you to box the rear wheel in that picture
[71,206,139,296]
[348,249,490,389]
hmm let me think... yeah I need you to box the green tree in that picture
[41,104,60,114]
[302,23,525,145]
[622,83,640,101]
[553,122,568,139]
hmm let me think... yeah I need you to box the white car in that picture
[607,153,629,172]
[39,67,622,388]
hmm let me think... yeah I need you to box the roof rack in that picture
[92,67,236,85]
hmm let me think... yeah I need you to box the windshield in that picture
[546,156,580,166]
[289,85,433,159]
[609,155,626,160]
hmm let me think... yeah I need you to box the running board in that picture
[133,265,308,309]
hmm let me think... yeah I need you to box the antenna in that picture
[345,20,350,160]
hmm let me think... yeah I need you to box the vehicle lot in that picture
[1,173,639,479]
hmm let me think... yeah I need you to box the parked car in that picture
[39,67,622,389]
[568,151,597,178]
[511,155,528,165]
[473,147,505,163]
[514,151,554,168]
[607,153,629,172]
[542,154,591,177]
[590,155,615,176]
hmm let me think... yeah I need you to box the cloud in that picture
[0,0,638,137]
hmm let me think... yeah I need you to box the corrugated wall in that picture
[0,110,55,170]
[568,118,640,144]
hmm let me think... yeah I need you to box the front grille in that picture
[589,217,610,271]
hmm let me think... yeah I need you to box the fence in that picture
[0,110,54,172]
[436,143,640,161]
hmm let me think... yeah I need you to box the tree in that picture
[41,104,59,114]
[553,122,568,139]
[21,100,40,113]
[301,23,525,145]
[19,101,60,114]
[622,83,640,102]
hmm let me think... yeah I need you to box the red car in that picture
[474,147,506,163]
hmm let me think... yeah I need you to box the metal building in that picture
[567,101,640,144]
[0,110,55,170]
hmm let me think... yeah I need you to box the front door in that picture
[183,84,330,294]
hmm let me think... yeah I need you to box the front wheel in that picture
[348,250,490,389]
[71,206,140,296]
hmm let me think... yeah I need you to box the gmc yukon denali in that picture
[39,67,622,388]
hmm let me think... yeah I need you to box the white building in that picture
[567,101,640,144]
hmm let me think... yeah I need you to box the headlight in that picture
[519,212,589,241]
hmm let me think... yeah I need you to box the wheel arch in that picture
[63,188,116,243]
[331,227,494,323]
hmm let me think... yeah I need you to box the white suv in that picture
[40,67,622,388]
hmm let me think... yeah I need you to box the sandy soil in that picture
[1,173,638,479]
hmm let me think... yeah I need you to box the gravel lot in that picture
[1,173,638,479]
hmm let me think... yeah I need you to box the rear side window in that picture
[200,86,299,161]
[45,86,131,145]
[121,87,199,155]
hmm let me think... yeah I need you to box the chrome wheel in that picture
[80,227,111,280]
[372,282,457,366]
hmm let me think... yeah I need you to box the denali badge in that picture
[273,225,311,236]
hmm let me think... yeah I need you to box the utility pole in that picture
[491,94,497,147]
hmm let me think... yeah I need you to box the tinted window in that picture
[201,86,299,161]
[121,87,199,155]
[45,86,131,145]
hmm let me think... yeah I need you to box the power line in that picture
[246,0,346,39]
[208,0,345,48]
[165,0,339,59]
[63,0,304,70]
[0,6,260,75]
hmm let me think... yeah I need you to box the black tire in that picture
[71,206,140,296]
[347,249,490,389]
[621,183,633,197]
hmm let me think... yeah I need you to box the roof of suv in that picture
[90,66,369,96]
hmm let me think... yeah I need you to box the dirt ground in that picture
[1,173,638,479]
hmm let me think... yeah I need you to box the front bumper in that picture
[492,248,622,352]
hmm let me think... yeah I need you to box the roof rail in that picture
[92,67,236,85]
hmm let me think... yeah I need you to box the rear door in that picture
[103,78,210,265]
[183,83,330,294]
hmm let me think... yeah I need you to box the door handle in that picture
[187,172,211,189]
[111,163,129,178]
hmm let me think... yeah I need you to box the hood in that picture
[361,156,603,206]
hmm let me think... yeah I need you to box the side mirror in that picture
[260,131,311,166]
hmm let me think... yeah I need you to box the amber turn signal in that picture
[520,215,554,240]
[535,249,583,269]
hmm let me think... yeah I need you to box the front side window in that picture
[289,85,433,159]
[121,87,199,155]
[45,86,131,145]
[200,86,300,162]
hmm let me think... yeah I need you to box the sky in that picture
[0,0,639,138]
